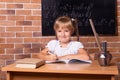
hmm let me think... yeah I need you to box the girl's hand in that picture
[48,54,58,61]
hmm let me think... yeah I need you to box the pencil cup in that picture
[98,52,112,66]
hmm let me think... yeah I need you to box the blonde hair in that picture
[53,16,74,35]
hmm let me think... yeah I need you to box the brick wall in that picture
[0,0,120,80]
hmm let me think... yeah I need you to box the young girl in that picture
[38,16,90,61]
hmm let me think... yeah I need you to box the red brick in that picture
[31,53,39,58]
[112,53,120,57]
[16,10,31,15]
[33,21,41,26]
[108,43,120,47]
[26,16,41,20]
[118,26,120,30]
[7,4,23,8]
[16,32,32,37]
[0,38,5,43]
[0,55,14,60]
[13,0,30,3]
[6,59,15,65]
[6,48,23,54]
[24,48,40,53]
[87,48,99,53]
[0,0,5,2]
[83,42,95,47]
[24,38,40,43]
[32,43,41,48]
[24,4,40,9]
[0,72,7,80]
[0,49,5,54]
[40,38,55,43]
[0,16,6,20]
[6,27,23,31]
[117,22,120,26]
[31,0,41,3]
[0,10,15,15]
[24,27,40,31]
[0,59,5,66]
[24,38,52,43]
[0,32,15,37]
[42,44,47,50]
[16,21,32,25]
[117,7,120,12]
[32,43,45,50]
[107,48,120,53]
[0,27,5,32]
[1,0,15,2]
[8,16,24,20]
[15,44,31,48]
[0,44,14,48]
[117,11,120,17]
[33,32,41,37]
[0,4,5,8]
[7,38,23,43]
[80,37,95,42]
[117,0,120,5]
[0,21,15,26]
[33,10,41,15]
[15,54,31,59]
[100,37,120,42]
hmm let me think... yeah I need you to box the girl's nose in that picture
[61,32,65,36]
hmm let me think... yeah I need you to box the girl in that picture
[38,16,90,61]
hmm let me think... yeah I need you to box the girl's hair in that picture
[53,16,74,35]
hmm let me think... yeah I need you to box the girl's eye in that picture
[65,30,69,32]
[58,30,61,32]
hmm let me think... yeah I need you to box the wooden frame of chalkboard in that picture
[42,0,117,36]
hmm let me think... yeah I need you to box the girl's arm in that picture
[58,48,90,60]
[37,48,58,61]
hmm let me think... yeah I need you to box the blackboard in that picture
[42,0,117,36]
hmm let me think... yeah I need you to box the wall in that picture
[0,0,120,80]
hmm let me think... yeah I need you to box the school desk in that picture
[2,61,118,80]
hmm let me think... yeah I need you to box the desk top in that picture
[2,60,118,75]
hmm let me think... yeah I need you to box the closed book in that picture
[46,59,92,64]
[16,58,45,68]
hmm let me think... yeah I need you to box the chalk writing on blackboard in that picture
[42,0,117,36]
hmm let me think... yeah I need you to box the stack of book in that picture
[15,58,45,69]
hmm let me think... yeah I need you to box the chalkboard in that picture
[42,0,117,36]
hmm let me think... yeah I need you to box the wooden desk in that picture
[2,61,118,80]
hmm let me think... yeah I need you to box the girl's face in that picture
[56,27,71,43]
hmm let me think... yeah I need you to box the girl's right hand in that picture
[48,54,58,61]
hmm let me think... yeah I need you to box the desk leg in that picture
[7,71,13,80]
[6,72,10,80]
[111,76,115,80]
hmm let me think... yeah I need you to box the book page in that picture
[45,59,92,64]
[45,60,68,64]
[68,59,92,64]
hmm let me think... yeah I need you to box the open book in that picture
[15,58,45,68]
[46,59,92,64]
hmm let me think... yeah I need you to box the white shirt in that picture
[46,40,84,57]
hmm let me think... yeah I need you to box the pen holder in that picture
[97,51,112,66]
